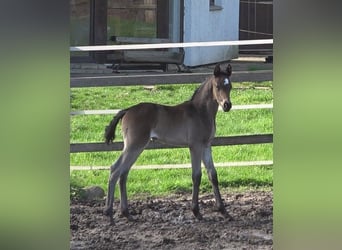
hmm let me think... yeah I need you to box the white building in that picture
[183,0,239,66]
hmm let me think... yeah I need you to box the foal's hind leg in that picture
[104,155,124,218]
[104,147,144,220]
[118,147,145,218]
[202,146,229,218]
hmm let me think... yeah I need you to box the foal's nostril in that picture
[223,101,232,111]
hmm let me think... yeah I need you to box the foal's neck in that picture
[191,78,218,118]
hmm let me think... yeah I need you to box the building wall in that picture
[183,0,239,66]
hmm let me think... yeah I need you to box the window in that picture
[209,0,223,11]
[107,0,157,38]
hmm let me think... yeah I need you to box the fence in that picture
[70,39,273,169]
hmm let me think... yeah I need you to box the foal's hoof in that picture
[192,205,203,220]
[220,209,233,221]
[121,213,134,222]
[222,212,233,221]
[192,210,203,220]
[103,207,113,217]
[120,209,134,221]
[103,208,115,225]
[120,208,129,218]
[214,206,233,220]
[195,213,203,220]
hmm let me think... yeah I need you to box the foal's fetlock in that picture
[217,204,226,213]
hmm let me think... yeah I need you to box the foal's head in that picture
[212,64,233,112]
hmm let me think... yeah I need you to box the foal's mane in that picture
[189,77,212,101]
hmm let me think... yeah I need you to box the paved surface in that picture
[70,56,273,75]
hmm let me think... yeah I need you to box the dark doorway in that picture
[239,0,273,55]
[70,0,107,63]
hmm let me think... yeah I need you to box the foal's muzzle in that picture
[223,101,232,112]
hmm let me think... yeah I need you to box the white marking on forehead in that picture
[224,78,230,85]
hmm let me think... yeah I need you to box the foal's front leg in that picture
[202,146,231,219]
[190,146,203,220]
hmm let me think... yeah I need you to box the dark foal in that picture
[104,64,233,222]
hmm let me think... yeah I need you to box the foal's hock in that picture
[104,64,233,222]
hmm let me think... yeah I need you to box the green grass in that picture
[71,166,273,199]
[107,16,156,38]
[70,82,273,199]
[70,144,272,167]
[70,82,273,110]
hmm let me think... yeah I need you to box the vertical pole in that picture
[91,0,108,63]
[157,0,169,38]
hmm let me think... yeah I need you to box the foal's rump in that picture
[122,103,158,144]
[120,102,187,145]
[104,103,156,145]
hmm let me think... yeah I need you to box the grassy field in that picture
[107,16,156,38]
[70,81,273,199]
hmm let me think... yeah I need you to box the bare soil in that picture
[70,190,272,249]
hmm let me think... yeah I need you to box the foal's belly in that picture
[148,104,213,146]
[150,128,189,146]
[149,125,213,146]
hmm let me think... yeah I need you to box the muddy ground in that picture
[70,190,272,249]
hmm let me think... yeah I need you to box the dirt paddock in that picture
[70,190,272,249]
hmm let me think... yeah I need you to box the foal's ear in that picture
[226,64,232,77]
[214,64,221,77]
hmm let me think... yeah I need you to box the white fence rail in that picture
[70,39,273,51]
[70,160,273,171]
[70,103,273,116]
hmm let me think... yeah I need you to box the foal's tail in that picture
[104,109,127,144]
